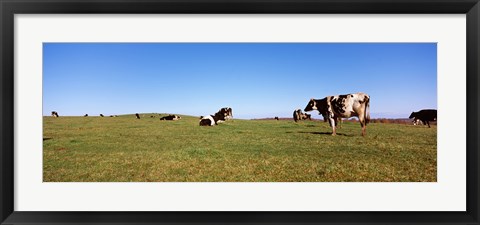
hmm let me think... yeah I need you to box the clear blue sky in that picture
[43,43,437,119]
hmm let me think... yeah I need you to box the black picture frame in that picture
[1,0,479,224]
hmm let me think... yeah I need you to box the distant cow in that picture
[160,114,181,121]
[409,109,437,128]
[304,92,370,136]
[135,113,140,119]
[51,111,59,117]
[84,114,88,117]
[100,114,104,117]
[199,110,227,126]
[274,117,279,120]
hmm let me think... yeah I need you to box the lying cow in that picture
[199,110,227,126]
[220,107,233,121]
[293,109,303,122]
[303,113,311,120]
[409,109,437,128]
[304,92,370,136]
[160,114,181,121]
[293,109,312,122]
[51,111,59,117]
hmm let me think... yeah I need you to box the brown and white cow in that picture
[304,92,370,136]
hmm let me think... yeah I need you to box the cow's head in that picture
[304,99,317,112]
[408,112,417,119]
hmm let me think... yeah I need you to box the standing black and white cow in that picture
[135,113,140,119]
[160,114,181,121]
[409,109,437,128]
[304,92,370,136]
[51,111,59,117]
[100,114,104,117]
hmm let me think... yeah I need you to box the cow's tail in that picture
[365,95,370,124]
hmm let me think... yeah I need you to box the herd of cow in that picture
[50,92,437,136]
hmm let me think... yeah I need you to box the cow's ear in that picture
[310,98,314,101]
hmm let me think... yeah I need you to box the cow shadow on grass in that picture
[297,131,353,137]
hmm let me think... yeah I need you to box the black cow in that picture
[84,114,88,117]
[274,117,279,120]
[160,115,181,121]
[135,113,140,119]
[51,111,59,117]
[100,114,104,117]
[305,92,370,136]
[409,109,437,128]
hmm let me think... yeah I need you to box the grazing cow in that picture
[409,109,437,128]
[304,92,370,136]
[160,114,181,121]
[51,111,59,117]
[274,117,279,120]
[150,115,155,118]
[135,113,140,119]
[199,111,227,126]
[110,115,114,117]
[84,114,88,117]
[100,114,104,117]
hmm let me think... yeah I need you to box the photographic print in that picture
[43,43,437,182]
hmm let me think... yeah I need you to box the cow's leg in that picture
[358,115,366,136]
[426,120,430,128]
[329,115,337,136]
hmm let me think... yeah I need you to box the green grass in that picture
[43,114,436,182]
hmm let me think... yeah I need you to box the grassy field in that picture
[43,114,436,182]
